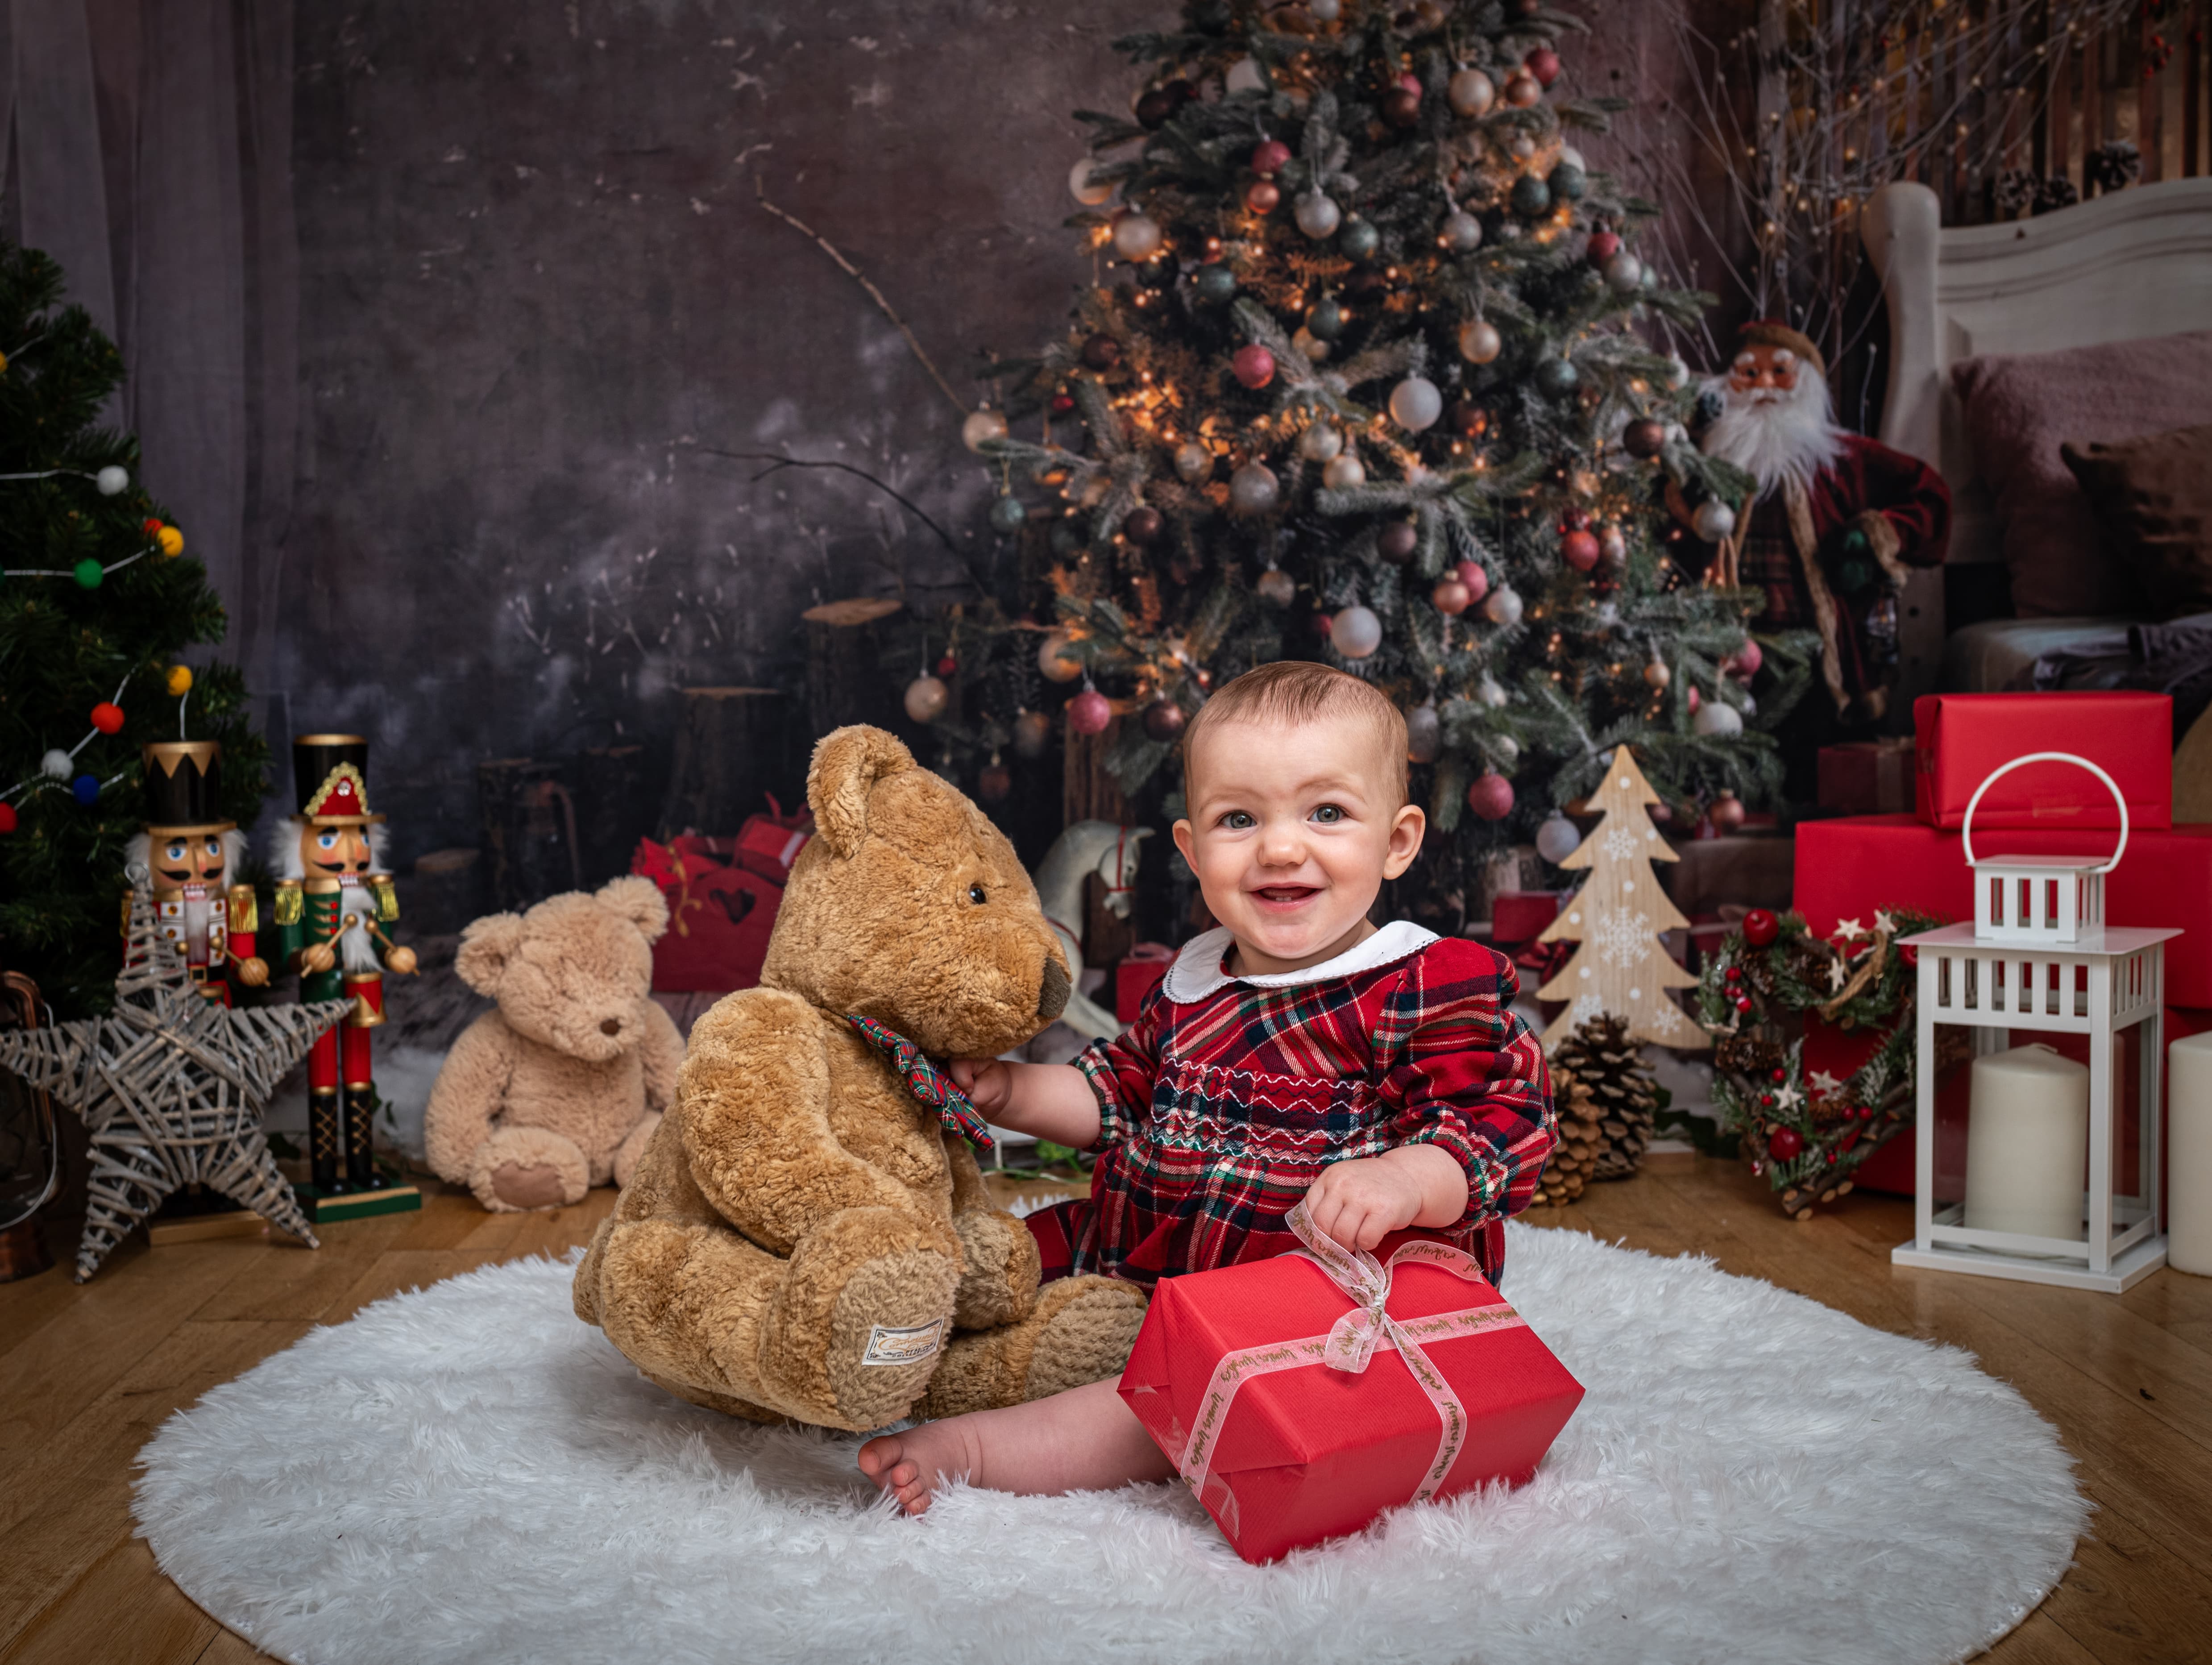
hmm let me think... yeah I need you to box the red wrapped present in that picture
[1795,814,2212,1006]
[1491,889,1568,945]
[1118,1200,1583,1564]
[1913,693,2171,830]
[1116,943,1174,1022]
[631,834,784,992]
[733,795,812,882]
[1818,737,1914,815]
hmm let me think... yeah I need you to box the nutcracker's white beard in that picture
[1701,366,1847,501]
[272,823,393,975]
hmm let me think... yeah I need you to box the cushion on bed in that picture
[1951,330,2212,617]
[2063,422,2212,621]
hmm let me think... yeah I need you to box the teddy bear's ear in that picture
[595,874,671,944]
[807,725,915,858]
[455,911,527,996]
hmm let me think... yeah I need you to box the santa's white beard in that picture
[1701,368,1847,501]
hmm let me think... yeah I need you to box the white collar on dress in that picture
[1161,919,1440,1004]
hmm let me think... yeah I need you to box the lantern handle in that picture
[1961,751,2129,874]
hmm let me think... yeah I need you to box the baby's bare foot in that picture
[857,1416,987,1516]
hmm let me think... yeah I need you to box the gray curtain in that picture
[0,0,296,699]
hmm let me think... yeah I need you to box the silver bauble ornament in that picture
[1068,158,1113,207]
[1406,702,1442,763]
[95,465,129,496]
[904,675,950,723]
[1388,375,1443,433]
[1256,566,1298,607]
[1448,67,1495,117]
[1477,675,1510,709]
[1509,133,1538,161]
[1229,461,1281,515]
[1665,352,1690,389]
[1174,441,1212,482]
[1693,699,1744,737]
[1692,498,1737,542]
[1457,319,1502,364]
[1321,452,1366,489]
[1037,631,1085,683]
[1309,0,1340,18]
[1559,145,1586,171]
[1225,56,1266,95]
[1292,326,1331,364]
[1112,213,1164,261]
[1492,732,1520,765]
[1330,605,1383,659]
[1602,250,1644,295]
[1295,192,1343,239]
[1482,584,1524,627]
[961,408,1008,452]
[1536,815,1582,865]
[1298,423,1343,462]
[1440,211,1483,252]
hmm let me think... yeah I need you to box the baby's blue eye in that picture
[1222,810,1256,830]
[1312,804,1345,824]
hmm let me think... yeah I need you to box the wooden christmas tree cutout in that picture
[1535,747,1707,1051]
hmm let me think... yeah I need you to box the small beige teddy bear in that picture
[425,876,686,1211]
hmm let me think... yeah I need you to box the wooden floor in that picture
[1,1158,2208,1664]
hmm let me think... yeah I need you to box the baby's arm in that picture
[948,1059,1102,1148]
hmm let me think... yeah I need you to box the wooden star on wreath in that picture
[0,887,351,1280]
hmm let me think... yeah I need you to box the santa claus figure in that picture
[1671,321,1950,770]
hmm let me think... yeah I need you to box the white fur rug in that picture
[133,1225,2084,1665]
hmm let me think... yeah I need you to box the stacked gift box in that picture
[1795,692,2207,1195]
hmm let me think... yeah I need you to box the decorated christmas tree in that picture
[1533,745,1701,1049]
[942,0,1806,876]
[0,240,268,1017]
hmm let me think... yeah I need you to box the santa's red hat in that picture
[1738,319,1825,381]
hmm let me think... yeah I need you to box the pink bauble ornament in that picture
[1525,46,1561,87]
[903,675,950,723]
[1455,561,1489,603]
[1687,685,1702,713]
[1245,179,1282,214]
[1504,70,1542,108]
[1587,230,1621,265]
[1467,771,1515,822]
[1067,689,1113,735]
[1560,530,1601,572]
[1251,137,1291,176]
[1430,576,1472,616]
[1233,344,1277,390]
[1734,637,1764,677]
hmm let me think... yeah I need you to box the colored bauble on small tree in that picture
[1534,746,1705,1051]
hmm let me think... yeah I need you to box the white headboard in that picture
[1859,177,2212,700]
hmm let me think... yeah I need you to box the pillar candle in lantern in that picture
[2167,1031,2212,1275]
[1963,1044,2088,1241]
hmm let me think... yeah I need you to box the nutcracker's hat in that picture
[291,734,384,825]
[141,741,234,835]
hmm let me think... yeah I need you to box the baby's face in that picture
[1174,711,1424,974]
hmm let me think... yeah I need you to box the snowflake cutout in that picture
[1592,905,1653,969]
[1569,992,1607,1027]
[1600,825,1640,861]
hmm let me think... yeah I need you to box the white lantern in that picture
[1892,753,2175,1292]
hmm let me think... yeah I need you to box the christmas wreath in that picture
[1694,905,1946,1219]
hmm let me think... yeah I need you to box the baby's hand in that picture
[949,1057,1013,1116]
[1300,1155,1427,1253]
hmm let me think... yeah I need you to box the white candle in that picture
[1963,1044,2088,1241]
[2167,1033,2212,1276]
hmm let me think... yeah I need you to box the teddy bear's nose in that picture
[600,1017,623,1037]
[1038,958,1070,1021]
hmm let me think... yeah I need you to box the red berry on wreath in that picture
[1742,908,1780,947]
[1734,995,1752,1012]
[90,702,125,735]
[0,801,15,834]
[1770,1067,1786,1083]
[1858,1104,1876,1120]
[936,656,958,677]
[1761,1093,1775,1108]
[1768,1126,1805,1160]
[1725,967,1742,983]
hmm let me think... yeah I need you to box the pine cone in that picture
[1531,1061,1603,1206]
[1552,1013,1661,1182]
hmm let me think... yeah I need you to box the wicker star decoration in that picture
[0,886,351,1280]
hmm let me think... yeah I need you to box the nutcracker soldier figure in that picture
[126,741,267,1003]
[270,735,419,1210]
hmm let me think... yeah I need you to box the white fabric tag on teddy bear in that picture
[860,1319,945,1367]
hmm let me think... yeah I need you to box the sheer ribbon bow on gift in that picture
[1173,1198,1529,1512]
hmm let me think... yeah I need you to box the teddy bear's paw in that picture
[469,1126,591,1212]
[949,1208,1043,1330]
[916,1275,1148,1419]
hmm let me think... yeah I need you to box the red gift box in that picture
[1491,889,1569,944]
[1913,693,2171,830]
[1818,738,1914,815]
[1118,1203,1583,1564]
[1116,943,1174,1023]
[1795,814,2212,1006]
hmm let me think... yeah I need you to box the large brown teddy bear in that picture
[573,727,1147,1431]
[425,877,686,1211]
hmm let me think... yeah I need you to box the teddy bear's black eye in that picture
[968,884,987,905]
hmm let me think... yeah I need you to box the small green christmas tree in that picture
[0,240,269,1017]
[939,0,1814,851]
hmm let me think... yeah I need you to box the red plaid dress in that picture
[1044,924,1554,1287]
